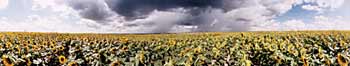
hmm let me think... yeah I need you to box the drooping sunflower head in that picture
[58,55,67,64]
[25,57,32,66]
[68,61,78,66]
[110,60,122,66]
[324,57,331,66]
[15,45,21,54]
[1,55,14,66]
[337,53,349,66]
[301,56,308,66]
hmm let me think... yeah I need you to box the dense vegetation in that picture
[0,31,350,66]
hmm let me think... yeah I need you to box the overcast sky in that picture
[0,0,349,33]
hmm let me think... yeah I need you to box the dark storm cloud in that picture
[67,0,296,33]
[105,0,225,19]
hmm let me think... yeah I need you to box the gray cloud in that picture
[68,0,113,21]
[105,0,225,19]
[66,0,302,33]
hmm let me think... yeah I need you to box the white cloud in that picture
[300,0,345,12]
[253,15,350,31]
[302,5,322,11]
[281,20,307,30]
[0,0,8,10]
[0,0,120,33]
[0,15,92,33]
[308,16,350,30]
[263,0,298,15]
[31,0,69,12]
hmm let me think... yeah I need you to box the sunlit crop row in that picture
[0,31,350,66]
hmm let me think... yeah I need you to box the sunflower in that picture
[110,60,122,66]
[15,45,21,54]
[22,42,28,47]
[32,45,40,51]
[268,44,277,52]
[193,47,202,53]
[58,55,67,64]
[24,46,30,53]
[53,48,59,54]
[273,56,282,64]
[288,46,298,56]
[301,56,308,66]
[340,40,346,48]
[120,37,128,43]
[109,48,117,54]
[49,44,55,50]
[25,57,32,66]
[318,47,324,59]
[59,46,65,51]
[42,41,48,46]
[5,42,12,48]
[1,55,14,66]
[167,40,176,45]
[337,54,349,66]
[136,51,145,64]
[324,57,331,66]
[68,61,78,66]
[121,46,128,51]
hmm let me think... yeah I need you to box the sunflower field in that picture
[1,31,350,66]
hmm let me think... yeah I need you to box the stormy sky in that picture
[0,0,349,33]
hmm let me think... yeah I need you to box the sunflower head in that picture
[325,57,331,66]
[340,40,346,48]
[273,56,282,64]
[59,46,65,51]
[136,51,145,64]
[68,61,78,66]
[120,37,129,43]
[32,45,39,51]
[167,40,176,45]
[109,48,117,54]
[58,55,67,64]
[121,46,128,51]
[337,53,349,66]
[1,55,14,66]
[53,48,59,54]
[49,44,55,49]
[15,45,22,54]
[25,57,32,66]
[193,47,202,53]
[301,56,308,66]
[110,60,122,66]
[5,42,12,48]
